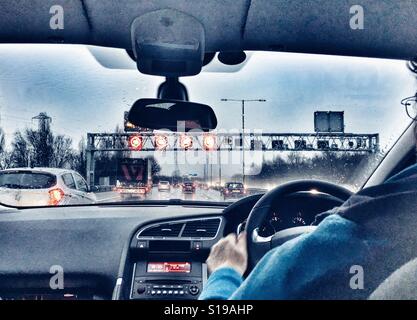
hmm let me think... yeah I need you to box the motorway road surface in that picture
[94,186,235,204]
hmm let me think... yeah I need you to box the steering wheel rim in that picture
[245,180,353,269]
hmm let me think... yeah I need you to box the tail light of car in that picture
[48,188,65,206]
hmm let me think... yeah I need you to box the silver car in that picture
[158,181,171,192]
[0,168,97,207]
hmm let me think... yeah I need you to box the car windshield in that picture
[0,44,415,207]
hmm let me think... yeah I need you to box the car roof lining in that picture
[243,0,417,60]
[0,0,416,60]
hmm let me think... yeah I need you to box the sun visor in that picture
[131,9,205,77]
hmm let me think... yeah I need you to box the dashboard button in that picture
[192,241,202,251]
[136,285,146,295]
[189,286,199,295]
[137,241,148,249]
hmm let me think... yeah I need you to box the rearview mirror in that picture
[128,99,217,132]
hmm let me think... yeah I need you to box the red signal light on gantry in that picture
[180,135,193,150]
[128,135,143,151]
[203,134,217,151]
[154,135,168,150]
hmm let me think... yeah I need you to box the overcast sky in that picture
[0,44,415,178]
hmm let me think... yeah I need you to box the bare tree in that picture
[0,128,11,169]
[50,135,74,168]
[25,128,53,167]
[72,137,87,177]
[9,131,29,167]
[0,127,4,154]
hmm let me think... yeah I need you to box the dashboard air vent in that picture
[140,222,184,237]
[181,218,221,238]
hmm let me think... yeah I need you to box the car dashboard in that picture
[0,192,342,300]
[0,204,226,300]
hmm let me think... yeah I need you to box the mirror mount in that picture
[157,77,189,101]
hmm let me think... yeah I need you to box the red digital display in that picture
[147,262,191,273]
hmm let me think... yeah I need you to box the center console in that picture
[127,217,223,300]
[130,261,206,299]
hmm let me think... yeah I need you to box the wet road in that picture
[95,186,230,203]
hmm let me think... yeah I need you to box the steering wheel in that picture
[245,180,353,269]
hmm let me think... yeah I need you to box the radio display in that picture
[147,262,191,273]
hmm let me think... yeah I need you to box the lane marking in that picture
[96,195,121,202]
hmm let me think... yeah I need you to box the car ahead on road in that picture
[211,182,222,191]
[0,168,96,206]
[158,181,171,192]
[222,182,246,200]
[182,181,196,194]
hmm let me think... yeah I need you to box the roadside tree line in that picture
[0,125,86,175]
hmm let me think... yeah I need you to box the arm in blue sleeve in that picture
[199,235,307,300]
[198,267,243,300]
[200,214,369,300]
[230,215,370,300]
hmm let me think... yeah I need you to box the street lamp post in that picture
[220,99,266,185]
